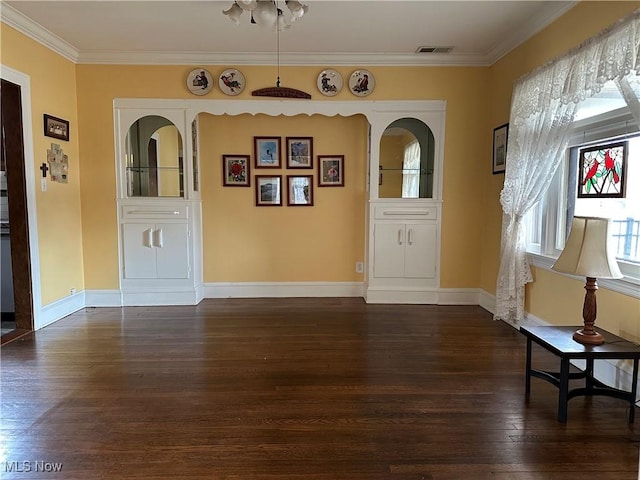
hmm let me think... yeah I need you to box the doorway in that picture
[1,78,34,343]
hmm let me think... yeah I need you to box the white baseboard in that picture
[437,288,481,305]
[195,282,205,303]
[366,288,484,305]
[365,287,439,304]
[479,289,496,314]
[205,282,365,299]
[38,290,86,330]
[85,289,122,307]
[121,288,201,306]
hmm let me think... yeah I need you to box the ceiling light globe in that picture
[285,0,308,20]
[252,1,278,29]
[236,0,257,11]
[277,11,290,31]
[222,2,244,24]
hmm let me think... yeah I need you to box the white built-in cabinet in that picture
[114,101,203,306]
[373,222,436,279]
[121,212,189,280]
[366,202,441,303]
[113,98,444,306]
[365,105,445,304]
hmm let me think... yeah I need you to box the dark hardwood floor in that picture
[1,298,638,479]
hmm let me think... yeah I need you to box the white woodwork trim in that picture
[114,99,445,313]
[479,289,497,315]
[437,288,482,305]
[365,287,483,305]
[84,289,123,307]
[40,291,85,329]
[0,65,44,330]
[365,287,439,304]
[205,282,365,299]
[121,288,202,306]
[1,0,575,67]
[0,3,78,63]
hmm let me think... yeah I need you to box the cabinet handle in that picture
[127,210,180,215]
[398,229,403,245]
[408,228,413,245]
[153,228,164,248]
[383,210,429,216]
[143,228,153,248]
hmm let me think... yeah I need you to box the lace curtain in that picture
[495,9,640,324]
[402,140,421,198]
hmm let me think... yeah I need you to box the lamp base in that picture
[573,328,604,345]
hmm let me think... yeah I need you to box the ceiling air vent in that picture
[416,46,454,54]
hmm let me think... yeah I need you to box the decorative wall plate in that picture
[348,70,375,97]
[219,68,246,96]
[316,69,343,97]
[186,68,213,96]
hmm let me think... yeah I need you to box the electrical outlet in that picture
[70,287,76,295]
[355,262,364,273]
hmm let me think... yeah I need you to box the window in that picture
[401,140,420,198]
[524,91,640,291]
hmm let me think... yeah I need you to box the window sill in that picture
[527,252,640,299]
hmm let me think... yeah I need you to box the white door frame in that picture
[1,64,42,329]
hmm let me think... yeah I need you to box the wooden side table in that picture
[520,325,640,423]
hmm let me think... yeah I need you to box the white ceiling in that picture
[2,1,576,66]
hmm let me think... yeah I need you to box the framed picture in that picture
[578,140,627,198]
[222,154,250,186]
[492,123,509,174]
[286,137,313,169]
[254,137,281,168]
[287,175,313,206]
[255,175,282,206]
[318,155,344,187]
[43,114,69,141]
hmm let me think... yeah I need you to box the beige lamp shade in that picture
[552,216,623,279]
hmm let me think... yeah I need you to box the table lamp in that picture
[551,216,623,345]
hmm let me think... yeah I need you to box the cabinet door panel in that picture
[155,223,189,279]
[373,223,405,278]
[123,223,157,279]
[405,224,436,278]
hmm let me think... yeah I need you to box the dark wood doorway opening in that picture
[1,78,34,345]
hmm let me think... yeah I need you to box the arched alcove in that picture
[125,115,184,197]
[379,118,435,199]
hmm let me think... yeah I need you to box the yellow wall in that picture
[379,135,404,198]
[156,125,181,197]
[75,64,489,290]
[201,113,368,281]
[0,24,85,305]
[483,2,639,338]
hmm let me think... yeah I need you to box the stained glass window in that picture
[578,141,627,198]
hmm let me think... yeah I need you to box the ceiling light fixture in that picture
[223,0,311,98]
[223,0,308,30]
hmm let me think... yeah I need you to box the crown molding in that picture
[2,1,577,68]
[485,1,577,64]
[76,50,493,67]
[0,3,79,63]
